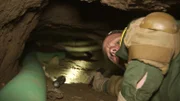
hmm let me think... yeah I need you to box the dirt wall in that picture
[0,0,47,88]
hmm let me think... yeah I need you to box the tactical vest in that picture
[116,21,180,101]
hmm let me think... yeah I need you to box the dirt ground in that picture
[46,78,116,101]
[41,49,119,101]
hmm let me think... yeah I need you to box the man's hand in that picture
[88,71,109,92]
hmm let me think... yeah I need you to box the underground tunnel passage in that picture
[0,0,180,101]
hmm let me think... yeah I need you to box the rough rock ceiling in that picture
[81,0,180,11]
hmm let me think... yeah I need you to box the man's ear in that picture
[110,45,120,56]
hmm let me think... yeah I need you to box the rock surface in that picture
[0,0,47,87]
[82,0,180,11]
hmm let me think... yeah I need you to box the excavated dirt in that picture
[46,78,116,101]
[37,47,119,101]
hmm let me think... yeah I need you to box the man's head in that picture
[102,32,122,65]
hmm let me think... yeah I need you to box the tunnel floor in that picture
[46,78,116,101]
[42,50,118,101]
[43,51,105,84]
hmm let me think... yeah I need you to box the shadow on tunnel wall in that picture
[42,0,180,30]
[22,0,180,76]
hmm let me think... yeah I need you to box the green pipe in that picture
[56,40,97,46]
[0,53,46,101]
[54,44,101,52]
[0,52,66,101]
[36,52,66,63]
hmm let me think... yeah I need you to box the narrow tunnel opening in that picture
[24,0,152,84]
[1,0,180,100]
[23,0,180,100]
[24,0,180,80]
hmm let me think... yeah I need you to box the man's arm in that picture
[119,60,163,101]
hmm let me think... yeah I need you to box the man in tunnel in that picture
[89,12,180,101]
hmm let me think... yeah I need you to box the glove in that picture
[88,71,109,92]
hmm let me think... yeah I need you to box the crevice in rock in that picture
[0,0,180,90]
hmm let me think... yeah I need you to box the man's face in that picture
[103,33,121,65]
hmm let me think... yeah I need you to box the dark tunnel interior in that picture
[1,0,180,100]
[23,0,180,90]
[24,0,180,77]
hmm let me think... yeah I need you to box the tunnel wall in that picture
[0,0,48,88]
[0,0,179,89]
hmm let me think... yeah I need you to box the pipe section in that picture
[0,53,46,101]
